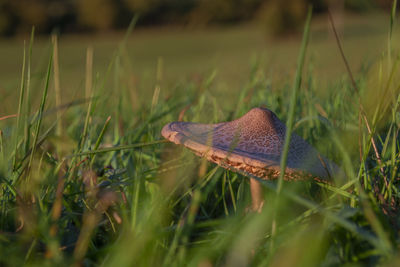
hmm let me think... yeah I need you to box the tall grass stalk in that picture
[277,6,312,193]
[388,0,397,68]
[27,54,52,180]
[23,28,35,157]
[271,5,312,251]
[85,46,93,100]
[52,34,62,137]
[328,9,389,190]
[12,42,26,170]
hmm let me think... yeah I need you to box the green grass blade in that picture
[24,27,35,156]
[90,116,112,166]
[12,41,26,169]
[388,0,397,67]
[277,6,312,193]
[69,140,167,157]
[27,53,53,179]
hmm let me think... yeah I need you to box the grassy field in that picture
[1,10,400,266]
[0,12,396,114]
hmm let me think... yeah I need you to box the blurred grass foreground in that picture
[2,0,400,266]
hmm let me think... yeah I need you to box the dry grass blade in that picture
[85,46,93,100]
[328,9,388,188]
[0,114,18,121]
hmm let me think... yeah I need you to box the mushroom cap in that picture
[162,107,338,181]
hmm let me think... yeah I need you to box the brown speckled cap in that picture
[161,107,339,181]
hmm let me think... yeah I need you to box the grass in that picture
[1,9,400,266]
[0,12,396,115]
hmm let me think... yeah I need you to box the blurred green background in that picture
[0,0,397,116]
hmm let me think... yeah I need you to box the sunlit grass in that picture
[1,9,400,266]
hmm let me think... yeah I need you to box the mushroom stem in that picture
[162,107,340,213]
[250,178,264,213]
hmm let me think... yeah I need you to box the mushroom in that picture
[161,107,339,212]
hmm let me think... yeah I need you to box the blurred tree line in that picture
[0,0,395,36]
